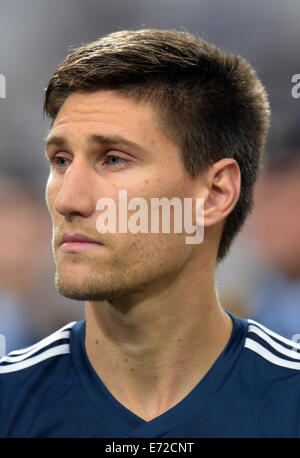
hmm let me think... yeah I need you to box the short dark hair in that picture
[43,28,270,263]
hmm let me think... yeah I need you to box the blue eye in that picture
[105,155,126,166]
[47,155,70,168]
[56,157,69,167]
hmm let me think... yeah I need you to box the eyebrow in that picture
[44,133,148,156]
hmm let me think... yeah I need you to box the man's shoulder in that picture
[0,321,78,380]
[237,316,300,390]
[0,321,87,437]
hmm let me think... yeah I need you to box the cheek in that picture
[107,172,194,242]
[111,230,192,274]
[125,175,189,204]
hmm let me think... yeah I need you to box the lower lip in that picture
[60,242,104,253]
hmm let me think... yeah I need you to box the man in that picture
[0,28,299,438]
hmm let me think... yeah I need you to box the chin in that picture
[54,268,151,304]
[54,270,131,302]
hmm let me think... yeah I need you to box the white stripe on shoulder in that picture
[7,321,77,356]
[247,324,300,360]
[245,338,300,370]
[0,330,71,363]
[248,318,300,350]
[0,344,70,374]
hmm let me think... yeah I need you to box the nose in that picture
[54,159,95,218]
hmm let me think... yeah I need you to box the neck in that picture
[85,261,232,421]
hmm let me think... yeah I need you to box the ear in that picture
[202,158,241,228]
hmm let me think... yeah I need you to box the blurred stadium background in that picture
[0,0,300,352]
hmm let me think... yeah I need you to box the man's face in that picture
[45,90,201,302]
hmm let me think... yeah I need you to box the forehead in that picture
[51,90,155,136]
[47,90,178,153]
[46,90,180,159]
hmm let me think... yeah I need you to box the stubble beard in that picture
[54,262,140,302]
[53,252,156,303]
[53,234,188,304]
